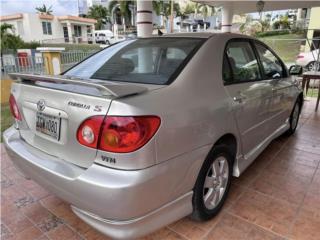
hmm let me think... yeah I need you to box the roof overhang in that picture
[193,1,320,14]
[58,15,97,24]
[0,13,23,21]
[38,14,54,20]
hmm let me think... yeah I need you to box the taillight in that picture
[77,116,161,153]
[99,116,161,153]
[77,116,104,148]
[297,55,304,59]
[9,94,21,120]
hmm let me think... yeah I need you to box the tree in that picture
[35,4,53,15]
[87,5,109,30]
[272,15,290,30]
[109,1,134,27]
[260,20,270,32]
[153,0,181,29]
[152,1,181,19]
[196,3,215,20]
[0,23,24,51]
[183,3,196,15]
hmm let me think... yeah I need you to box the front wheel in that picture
[286,99,301,135]
[191,145,233,221]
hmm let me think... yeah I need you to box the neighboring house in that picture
[0,13,97,44]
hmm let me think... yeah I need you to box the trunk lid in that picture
[9,73,148,168]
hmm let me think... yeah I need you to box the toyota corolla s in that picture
[4,33,303,239]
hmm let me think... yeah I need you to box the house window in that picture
[42,22,52,35]
[74,25,82,37]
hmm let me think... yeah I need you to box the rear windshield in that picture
[64,38,204,85]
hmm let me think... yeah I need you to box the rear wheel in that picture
[191,145,233,221]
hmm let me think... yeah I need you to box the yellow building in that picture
[306,7,320,52]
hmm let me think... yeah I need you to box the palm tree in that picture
[109,1,134,27]
[87,5,109,30]
[152,0,181,27]
[196,3,215,20]
[35,4,53,15]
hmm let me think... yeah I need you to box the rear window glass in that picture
[64,38,204,85]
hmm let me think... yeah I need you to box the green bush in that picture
[21,41,41,49]
[255,30,290,38]
[41,43,101,52]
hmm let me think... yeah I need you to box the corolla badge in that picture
[37,99,46,112]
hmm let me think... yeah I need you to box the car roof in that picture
[158,32,254,39]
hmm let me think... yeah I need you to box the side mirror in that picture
[289,65,303,75]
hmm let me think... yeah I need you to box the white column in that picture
[67,22,73,43]
[137,0,153,37]
[221,3,233,33]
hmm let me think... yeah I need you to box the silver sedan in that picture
[4,32,303,239]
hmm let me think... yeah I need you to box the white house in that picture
[0,13,97,44]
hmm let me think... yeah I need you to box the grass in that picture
[306,88,319,98]
[41,43,101,52]
[1,104,13,142]
[258,33,305,63]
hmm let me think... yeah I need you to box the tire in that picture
[286,98,301,135]
[191,145,233,221]
[106,40,110,45]
[307,61,320,71]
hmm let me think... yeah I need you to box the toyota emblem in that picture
[37,99,46,112]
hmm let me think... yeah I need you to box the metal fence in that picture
[0,51,99,77]
[1,56,47,78]
[60,50,98,72]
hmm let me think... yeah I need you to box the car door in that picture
[223,39,274,157]
[254,41,294,133]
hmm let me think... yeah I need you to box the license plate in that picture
[36,112,61,140]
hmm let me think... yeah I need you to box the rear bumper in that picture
[3,127,196,239]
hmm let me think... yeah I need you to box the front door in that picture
[254,41,294,133]
[223,39,273,157]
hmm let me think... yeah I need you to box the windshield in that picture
[64,38,204,85]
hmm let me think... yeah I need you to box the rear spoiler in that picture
[9,73,147,98]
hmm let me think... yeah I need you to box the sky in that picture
[0,0,84,16]
[0,0,288,18]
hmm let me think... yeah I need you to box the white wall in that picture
[24,14,64,42]
[2,14,64,42]
[1,14,95,43]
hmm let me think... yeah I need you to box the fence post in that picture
[36,47,65,75]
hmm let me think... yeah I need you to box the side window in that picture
[255,43,285,79]
[222,53,232,83]
[224,41,261,83]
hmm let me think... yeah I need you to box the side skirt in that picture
[233,120,290,177]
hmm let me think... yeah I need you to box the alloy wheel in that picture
[203,156,229,210]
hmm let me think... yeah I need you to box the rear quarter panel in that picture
[107,35,242,166]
